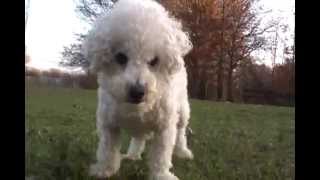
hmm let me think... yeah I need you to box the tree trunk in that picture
[198,79,206,100]
[226,68,234,102]
[217,60,224,101]
[271,27,279,91]
[217,0,225,101]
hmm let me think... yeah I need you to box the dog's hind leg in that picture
[174,101,193,159]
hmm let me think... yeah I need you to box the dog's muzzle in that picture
[128,83,145,104]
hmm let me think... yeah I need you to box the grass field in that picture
[26,85,295,180]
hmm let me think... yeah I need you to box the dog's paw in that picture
[149,172,179,180]
[121,153,142,161]
[89,163,118,178]
[174,147,194,160]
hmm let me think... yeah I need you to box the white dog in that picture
[83,0,193,179]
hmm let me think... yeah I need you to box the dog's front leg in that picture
[123,137,146,160]
[148,124,179,180]
[90,125,121,178]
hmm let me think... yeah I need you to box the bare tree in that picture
[161,0,223,99]
[60,0,116,70]
[223,0,276,102]
[216,0,226,101]
[60,34,88,69]
[25,0,32,65]
[75,0,117,24]
[25,0,31,32]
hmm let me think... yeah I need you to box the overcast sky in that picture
[25,0,90,70]
[25,0,295,70]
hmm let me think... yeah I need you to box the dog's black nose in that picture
[129,84,145,104]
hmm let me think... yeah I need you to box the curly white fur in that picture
[83,0,193,179]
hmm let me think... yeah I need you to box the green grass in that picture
[26,85,295,180]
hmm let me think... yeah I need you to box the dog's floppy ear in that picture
[166,20,193,74]
[167,55,184,75]
[82,30,112,74]
[174,25,193,58]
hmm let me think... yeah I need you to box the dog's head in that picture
[83,0,192,105]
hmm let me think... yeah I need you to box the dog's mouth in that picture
[127,97,144,104]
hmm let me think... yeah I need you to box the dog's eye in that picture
[115,52,128,65]
[148,57,159,67]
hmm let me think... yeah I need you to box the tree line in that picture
[25,67,98,89]
[59,0,294,106]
